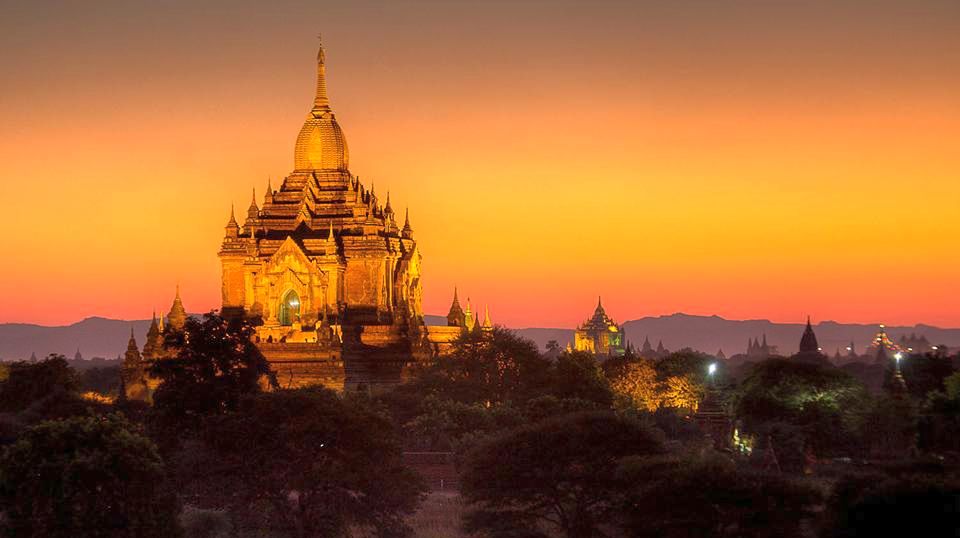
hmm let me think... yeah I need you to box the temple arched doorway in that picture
[279,289,301,326]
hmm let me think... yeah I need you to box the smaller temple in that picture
[869,324,903,364]
[745,334,777,359]
[442,288,493,334]
[794,316,828,364]
[119,287,188,402]
[446,288,465,327]
[121,328,150,401]
[798,317,820,355]
[573,297,626,358]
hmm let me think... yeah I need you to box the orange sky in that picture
[1,1,958,328]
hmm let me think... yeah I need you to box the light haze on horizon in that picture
[1,0,958,327]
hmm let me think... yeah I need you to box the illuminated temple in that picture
[217,40,461,389]
[573,297,626,358]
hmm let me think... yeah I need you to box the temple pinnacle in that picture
[314,36,330,110]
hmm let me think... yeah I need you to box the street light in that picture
[894,352,903,374]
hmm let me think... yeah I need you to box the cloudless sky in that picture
[1,0,958,327]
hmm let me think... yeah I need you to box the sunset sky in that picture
[1,1,958,328]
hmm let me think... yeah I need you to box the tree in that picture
[894,352,956,399]
[733,359,869,458]
[423,328,551,406]
[821,473,960,538]
[550,351,614,406]
[180,388,425,538]
[617,454,821,538]
[0,355,76,412]
[149,312,274,438]
[403,396,521,451]
[461,411,665,538]
[660,374,703,411]
[77,365,122,397]
[654,350,715,412]
[609,360,660,411]
[0,414,180,538]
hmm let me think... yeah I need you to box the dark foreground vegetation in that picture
[1,313,959,537]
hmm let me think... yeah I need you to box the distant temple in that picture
[868,324,902,364]
[638,336,669,359]
[573,298,626,358]
[121,289,183,402]
[798,317,821,355]
[445,288,492,334]
[745,334,777,359]
[898,333,932,354]
[794,316,826,363]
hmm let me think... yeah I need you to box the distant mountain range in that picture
[2,313,958,362]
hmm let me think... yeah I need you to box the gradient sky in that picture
[1,0,958,328]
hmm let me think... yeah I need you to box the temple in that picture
[216,40,460,390]
[573,297,626,358]
[121,289,183,401]
[219,40,422,335]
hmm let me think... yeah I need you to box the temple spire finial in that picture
[314,34,330,110]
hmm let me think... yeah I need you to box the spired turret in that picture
[121,327,150,402]
[447,287,465,327]
[464,300,476,332]
[142,311,164,361]
[167,285,188,331]
[798,316,821,356]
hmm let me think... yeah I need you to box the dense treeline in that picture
[0,316,959,537]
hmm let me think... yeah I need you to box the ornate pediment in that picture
[266,236,314,276]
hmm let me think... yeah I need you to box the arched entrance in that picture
[279,289,301,326]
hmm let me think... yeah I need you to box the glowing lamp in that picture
[708,363,717,376]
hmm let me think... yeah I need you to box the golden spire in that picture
[314,35,330,111]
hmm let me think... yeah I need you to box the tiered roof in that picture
[220,39,413,261]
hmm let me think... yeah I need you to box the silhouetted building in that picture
[745,335,776,359]
[798,317,820,355]
[898,333,932,354]
[121,327,150,402]
[795,317,828,364]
